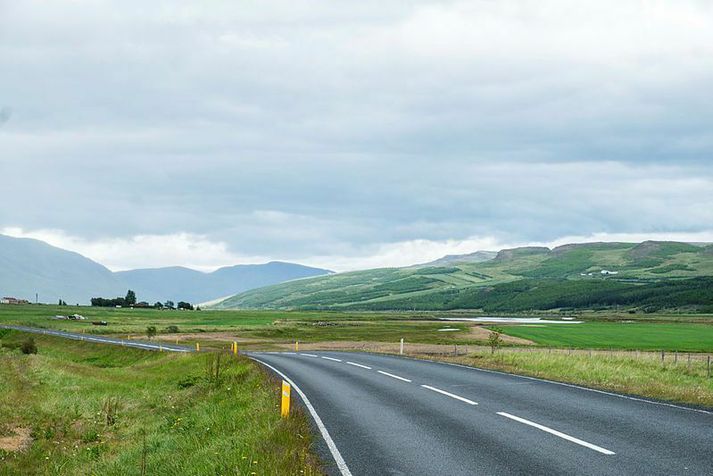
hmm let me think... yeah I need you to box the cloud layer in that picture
[2,1,712,270]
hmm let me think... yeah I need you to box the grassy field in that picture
[0,304,332,332]
[3,304,713,352]
[496,322,713,352]
[0,305,483,348]
[439,348,713,408]
[0,330,322,475]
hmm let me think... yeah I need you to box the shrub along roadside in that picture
[0,331,323,475]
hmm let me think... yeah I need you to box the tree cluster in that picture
[90,290,137,307]
[90,291,198,311]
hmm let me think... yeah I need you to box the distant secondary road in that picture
[0,324,192,353]
[250,351,713,476]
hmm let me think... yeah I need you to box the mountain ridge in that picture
[0,234,332,304]
[214,241,713,312]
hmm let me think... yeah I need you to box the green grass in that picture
[0,331,322,475]
[442,348,713,408]
[0,304,333,332]
[496,322,713,352]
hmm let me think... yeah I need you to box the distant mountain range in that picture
[115,262,331,304]
[0,234,331,304]
[213,241,713,312]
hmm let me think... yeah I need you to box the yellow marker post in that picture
[295,341,299,352]
[232,341,238,355]
[281,380,291,418]
[195,342,200,352]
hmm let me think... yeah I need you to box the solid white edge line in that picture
[497,412,615,455]
[321,356,342,362]
[421,385,478,405]
[346,361,372,370]
[250,357,353,476]
[377,370,412,382]
[399,354,713,416]
[300,353,319,357]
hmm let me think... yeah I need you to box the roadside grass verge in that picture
[0,331,322,475]
[437,349,713,408]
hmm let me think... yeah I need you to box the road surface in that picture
[249,350,713,476]
[0,324,192,352]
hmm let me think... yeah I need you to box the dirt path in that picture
[154,332,269,344]
[274,340,491,355]
[467,326,534,345]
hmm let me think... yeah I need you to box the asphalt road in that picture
[0,324,192,352]
[250,350,713,476]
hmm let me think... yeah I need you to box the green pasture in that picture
[0,304,332,333]
[497,322,713,352]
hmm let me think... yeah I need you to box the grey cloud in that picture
[0,107,10,125]
[1,1,713,266]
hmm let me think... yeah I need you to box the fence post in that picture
[295,341,299,352]
[195,342,200,352]
[400,338,404,355]
[661,350,665,365]
[674,351,678,364]
[708,356,711,378]
[281,380,291,418]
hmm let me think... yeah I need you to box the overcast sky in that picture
[2,1,713,272]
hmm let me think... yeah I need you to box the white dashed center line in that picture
[346,361,372,370]
[421,385,478,405]
[300,353,319,357]
[497,412,615,455]
[322,356,342,362]
[377,370,412,382]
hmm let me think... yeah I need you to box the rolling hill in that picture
[213,241,713,312]
[116,262,332,304]
[0,234,331,304]
[0,234,123,304]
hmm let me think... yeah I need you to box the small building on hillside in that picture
[1,297,29,305]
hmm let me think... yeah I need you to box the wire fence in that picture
[411,344,713,379]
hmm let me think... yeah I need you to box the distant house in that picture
[1,297,29,305]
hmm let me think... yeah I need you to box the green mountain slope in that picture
[213,241,713,312]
